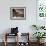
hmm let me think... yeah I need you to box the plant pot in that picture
[37,39,45,44]
[40,38,45,43]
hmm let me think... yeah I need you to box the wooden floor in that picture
[0,42,46,46]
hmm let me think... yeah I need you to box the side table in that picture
[4,33,18,46]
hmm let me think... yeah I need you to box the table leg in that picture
[16,34,18,46]
[4,34,7,46]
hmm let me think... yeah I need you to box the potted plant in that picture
[33,32,46,43]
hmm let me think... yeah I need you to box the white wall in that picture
[0,0,36,42]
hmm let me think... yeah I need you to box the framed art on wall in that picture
[36,0,46,26]
[10,7,26,20]
[37,0,46,18]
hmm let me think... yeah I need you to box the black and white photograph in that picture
[10,7,26,20]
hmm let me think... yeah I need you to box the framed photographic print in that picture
[36,0,46,26]
[37,0,46,18]
[10,7,26,20]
